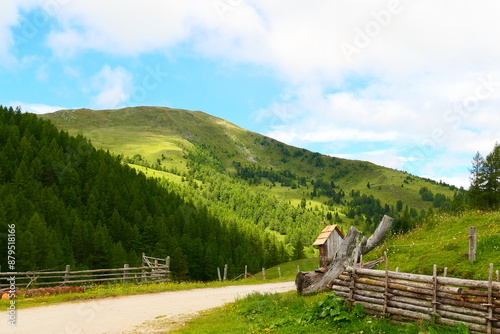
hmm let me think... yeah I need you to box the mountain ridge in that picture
[41,106,464,238]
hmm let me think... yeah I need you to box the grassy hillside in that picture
[41,107,463,246]
[0,106,290,279]
[366,210,500,280]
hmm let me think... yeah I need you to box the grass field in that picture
[169,291,469,334]
[3,210,496,332]
[366,210,500,280]
[41,107,459,217]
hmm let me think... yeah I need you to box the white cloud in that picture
[45,1,216,57]
[1,1,499,79]
[89,65,133,109]
[3,0,500,187]
[332,149,405,170]
[7,101,65,114]
[0,1,21,65]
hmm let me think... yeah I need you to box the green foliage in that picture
[0,106,287,279]
[292,238,305,260]
[302,294,365,324]
[37,106,465,272]
[172,291,470,334]
[42,107,458,238]
[469,143,500,209]
[366,211,500,280]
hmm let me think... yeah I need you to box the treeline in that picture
[233,162,305,188]
[177,151,326,248]
[0,106,287,280]
[469,142,500,209]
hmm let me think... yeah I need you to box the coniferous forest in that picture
[0,106,288,280]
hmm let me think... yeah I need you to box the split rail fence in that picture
[0,257,170,289]
[331,259,499,334]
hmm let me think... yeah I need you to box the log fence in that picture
[0,263,170,289]
[330,257,499,333]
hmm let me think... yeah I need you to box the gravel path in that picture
[0,281,295,334]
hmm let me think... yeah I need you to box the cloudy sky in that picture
[2,0,500,188]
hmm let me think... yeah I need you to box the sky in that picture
[2,1,500,189]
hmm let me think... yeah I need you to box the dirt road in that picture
[0,281,295,333]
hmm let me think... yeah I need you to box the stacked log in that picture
[330,265,499,334]
[297,215,394,295]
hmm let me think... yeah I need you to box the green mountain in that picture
[0,106,288,280]
[41,107,465,241]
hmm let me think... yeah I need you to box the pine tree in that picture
[469,143,500,209]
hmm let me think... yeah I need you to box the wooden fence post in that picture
[278,267,281,278]
[262,268,266,280]
[165,257,170,281]
[123,264,129,281]
[141,252,146,282]
[244,265,248,279]
[486,263,494,334]
[469,226,477,263]
[217,267,222,281]
[431,264,439,316]
[64,265,71,284]
[223,264,228,281]
[297,265,300,273]
[383,251,389,315]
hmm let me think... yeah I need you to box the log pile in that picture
[296,215,394,295]
[331,263,499,334]
[296,215,499,333]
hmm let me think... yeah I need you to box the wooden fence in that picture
[330,261,499,334]
[0,262,170,289]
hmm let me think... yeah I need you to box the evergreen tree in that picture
[292,238,305,260]
[469,143,500,209]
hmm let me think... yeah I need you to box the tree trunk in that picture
[296,215,393,295]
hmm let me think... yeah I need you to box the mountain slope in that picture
[366,211,500,280]
[41,107,463,239]
[0,105,288,279]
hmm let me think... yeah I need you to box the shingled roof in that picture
[312,224,344,246]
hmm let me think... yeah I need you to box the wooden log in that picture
[487,263,495,334]
[300,226,361,294]
[341,273,500,309]
[312,286,500,330]
[356,296,500,334]
[335,283,474,318]
[359,216,394,255]
[438,317,499,334]
[341,273,464,295]
[333,285,500,332]
[345,267,500,290]
[438,308,488,326]
[469,226,477,263]
[332,275,500,320]
[297,215,393,295]
[340,287,434,315]
[357,300,432,321]
[439,303,491,320]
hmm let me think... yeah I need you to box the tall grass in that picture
[170,291,469,334]
[366,210,500,280]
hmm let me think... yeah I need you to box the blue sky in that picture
[2,1,500,189]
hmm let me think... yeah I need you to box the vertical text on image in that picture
[6,223,16,326]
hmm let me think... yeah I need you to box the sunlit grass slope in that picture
[367,210,500,280]
[41,106,458,214]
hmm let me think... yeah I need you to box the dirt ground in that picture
[0,281,295,334]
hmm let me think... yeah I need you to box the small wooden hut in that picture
[312,225,344,268]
